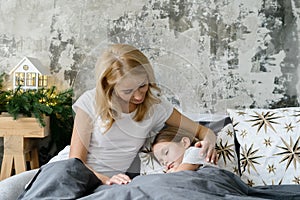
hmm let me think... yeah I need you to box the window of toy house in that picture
[26,72,36,86]
[15,72,25,86]
[38,75,48,87]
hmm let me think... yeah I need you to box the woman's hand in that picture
[105,173,131,185]
[194,130,218,165]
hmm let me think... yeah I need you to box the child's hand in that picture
[166,167,176,173]
[105,173,131,185]
[165,165,180,173]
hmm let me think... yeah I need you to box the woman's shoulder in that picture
[148,95,174,121]
[154,95,173,109]
[84,88,96,95]
[78,88,96,99]
[73,88,97,115]
[73,88,96,106]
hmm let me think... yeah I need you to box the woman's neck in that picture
[118,100,137,113]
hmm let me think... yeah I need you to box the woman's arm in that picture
[165,108,217,164]
[69,108,110,184]
[69,108,92,161]
[69,108,131,185]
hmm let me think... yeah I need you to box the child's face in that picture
[153,139,187,171]
[114,73,149,105]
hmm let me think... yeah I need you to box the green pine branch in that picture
[3,86,73,127]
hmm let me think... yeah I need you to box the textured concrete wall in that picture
[0,0,299,115]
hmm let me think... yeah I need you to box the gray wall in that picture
[0,0,299,114]
[0,0,300,172]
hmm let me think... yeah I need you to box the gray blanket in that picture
[18,159,300,200]
[80,166,300,200]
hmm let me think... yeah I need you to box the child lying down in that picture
[152,126,216,173]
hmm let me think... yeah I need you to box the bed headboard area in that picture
[139,108,300,187]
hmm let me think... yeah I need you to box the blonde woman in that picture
[18,44,217,199]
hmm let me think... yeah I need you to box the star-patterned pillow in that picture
[216,123,240,175]
[227,107,300,186]
[139,134,164,175]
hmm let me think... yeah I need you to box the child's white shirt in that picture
[182,147,218,168]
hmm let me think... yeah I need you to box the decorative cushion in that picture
[215,123,240,175]
[139,115,239,175]
[139,134,164,175]
[227,107,300,186]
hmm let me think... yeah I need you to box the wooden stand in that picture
[0,115,49,180]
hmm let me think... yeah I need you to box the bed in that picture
[18,159,300,200]
[80,166,300,200]
[1,107,300,199]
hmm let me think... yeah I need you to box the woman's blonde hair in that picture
[152,126,199,147]
[95,44,161,131]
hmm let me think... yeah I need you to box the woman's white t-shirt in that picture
[72,88,173,177]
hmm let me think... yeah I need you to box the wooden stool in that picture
[1,137,40,177]
[0,115,49,180]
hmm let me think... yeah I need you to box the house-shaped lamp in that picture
[9,57,51,91]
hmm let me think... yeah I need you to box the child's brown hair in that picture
[152,126,199,147]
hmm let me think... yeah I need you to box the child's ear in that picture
[181,137,191,149]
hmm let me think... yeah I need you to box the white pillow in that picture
[139,134,164,175]
[227,107,300,186]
